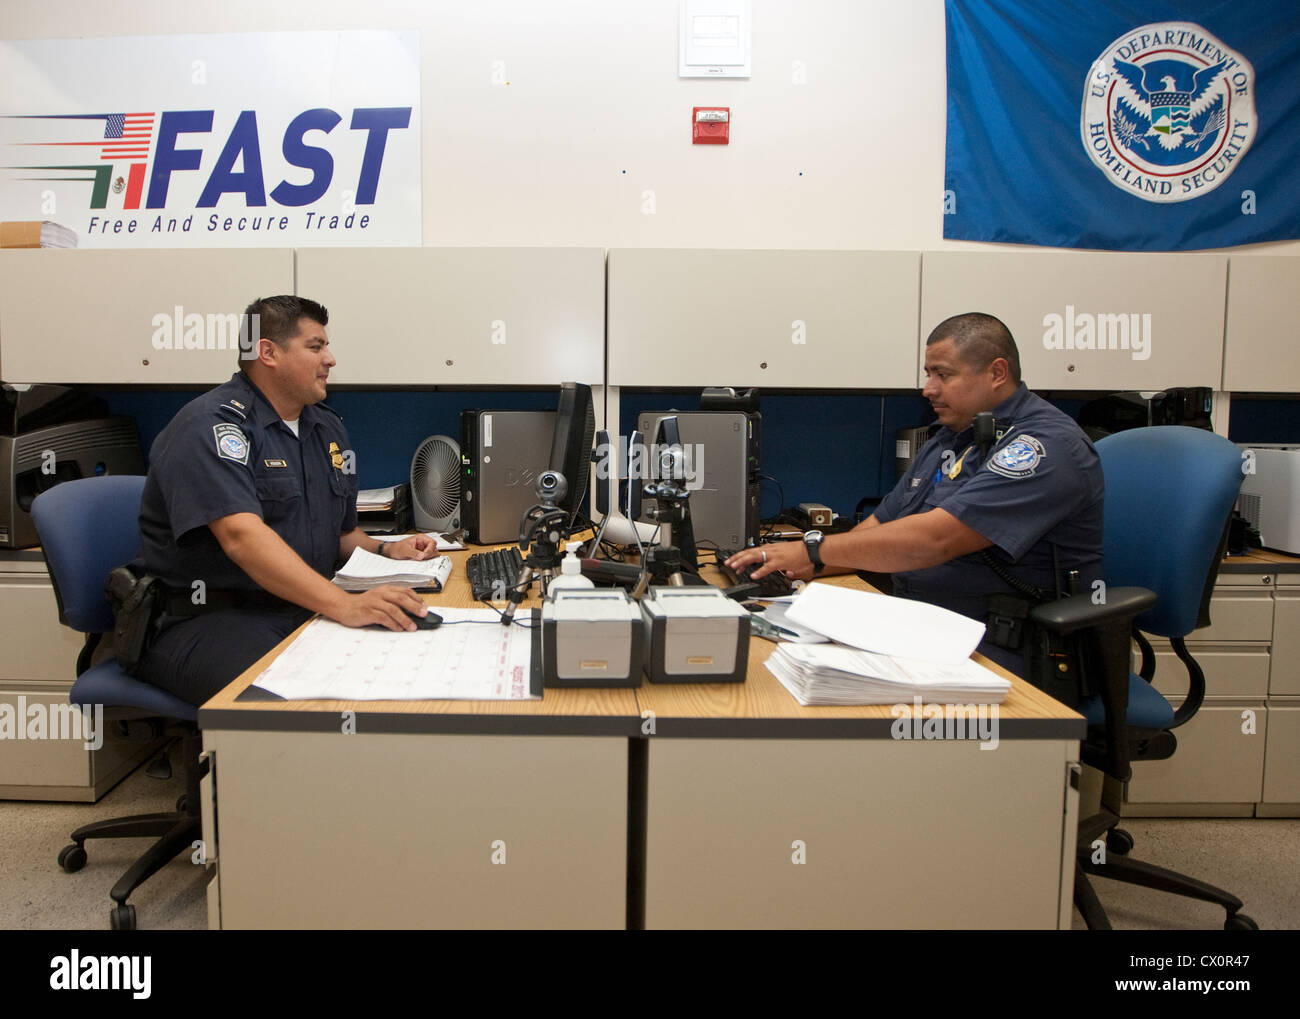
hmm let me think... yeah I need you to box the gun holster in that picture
[1024,620,1087,709]
[104,566,164,676]
[986,593,1086,708]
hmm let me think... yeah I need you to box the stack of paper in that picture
[0,220,78,248]
[767,642,1011,706]
[785,583,986,665]
[357,486,396,511]
[332,547,453,591]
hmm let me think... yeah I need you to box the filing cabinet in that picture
[0,552,162,801]
[1123,560,1300,817]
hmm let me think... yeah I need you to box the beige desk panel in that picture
[1223,256,1300,392]
[0,248,293,384]
[208,729,627,929]
[607,248,920,388]
[295,247,604,385]
[920,250,1226,391]
[645,737,1073,929]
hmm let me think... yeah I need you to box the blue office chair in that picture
[1028,426,1256,930]
[32,475,202,932]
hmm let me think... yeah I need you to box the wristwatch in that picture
[803,530,825,576]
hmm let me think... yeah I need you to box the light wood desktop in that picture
[197,547,1084,929]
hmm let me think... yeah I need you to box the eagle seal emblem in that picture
[1081,22,1256,203]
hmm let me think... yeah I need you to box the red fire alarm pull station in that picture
[692,107,730,144]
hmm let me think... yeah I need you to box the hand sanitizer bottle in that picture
[548,541,595,592]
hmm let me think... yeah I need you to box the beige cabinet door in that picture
[607,249,920,389]
[1223,256,1300,392]
[920,251,1226,391]
[295,247,604,385]
[0,249,294,384]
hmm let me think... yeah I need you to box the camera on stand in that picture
[499,470,571,625]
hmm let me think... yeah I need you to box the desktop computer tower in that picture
[895,424,939,478]
[460,409,556,545]
[635,410,760,551]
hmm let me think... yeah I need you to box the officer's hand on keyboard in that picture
[724,542,814,584]
[334,586,432,631]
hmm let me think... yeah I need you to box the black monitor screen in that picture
[548,382,595,529]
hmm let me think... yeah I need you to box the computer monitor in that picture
[547,382,595,531]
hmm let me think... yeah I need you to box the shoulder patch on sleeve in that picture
[213,423,250,465]
[988,435,1045,479]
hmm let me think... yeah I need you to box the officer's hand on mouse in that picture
[337,586,432,631]
[383,534,437,561]
[725,542,814,582]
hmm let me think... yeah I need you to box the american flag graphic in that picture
[99,113,155,161]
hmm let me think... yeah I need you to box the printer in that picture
[0,384,144,548]
[1238,444,1300,555]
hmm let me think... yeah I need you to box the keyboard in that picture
[715,548,796,598]
[466,546,524,601]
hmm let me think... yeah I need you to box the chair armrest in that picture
[1029,586,1156,635]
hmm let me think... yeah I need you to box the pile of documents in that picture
[357,486,398,511]
[767,642,1010,706]
[332,547,453,591]
[0,220,77,248]
[763,582,1010,706]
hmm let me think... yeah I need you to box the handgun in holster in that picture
[1024,622,1090,709]
[104,566,164,675]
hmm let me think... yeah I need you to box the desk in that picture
[197,552,1084,929]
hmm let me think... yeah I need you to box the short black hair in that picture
[925,312,1021,384]
[239,295,328,369]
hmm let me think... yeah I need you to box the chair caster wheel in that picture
[1225,913,1258,931]
[176,794,187,812]
[1106,829,1134,856]
[110,904,137,931]
[58,843,87,873]
[146,753,172,780]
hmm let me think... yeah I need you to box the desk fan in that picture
[410,434,461,531]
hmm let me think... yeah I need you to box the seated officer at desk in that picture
[728,311,1104,673]
[133,295,434,705]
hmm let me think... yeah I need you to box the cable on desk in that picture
[758,474,785,524]
[469,600,538,628]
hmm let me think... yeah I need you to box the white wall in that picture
[2,0,1295,254]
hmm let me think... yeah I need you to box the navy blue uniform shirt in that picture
[138,372,359,594]
[874,382,1104,623]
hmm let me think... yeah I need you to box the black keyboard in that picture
[467,546,524,601]
[715,548,795,598]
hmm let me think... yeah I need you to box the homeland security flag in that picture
[943,1,1300,250]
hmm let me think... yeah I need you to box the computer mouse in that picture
[367,609,442,631]
[408,609,442,630]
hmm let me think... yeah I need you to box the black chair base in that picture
[1074,815,1258,930]
[57,726,204,930]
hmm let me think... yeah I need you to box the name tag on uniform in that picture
[263,459,288,468]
